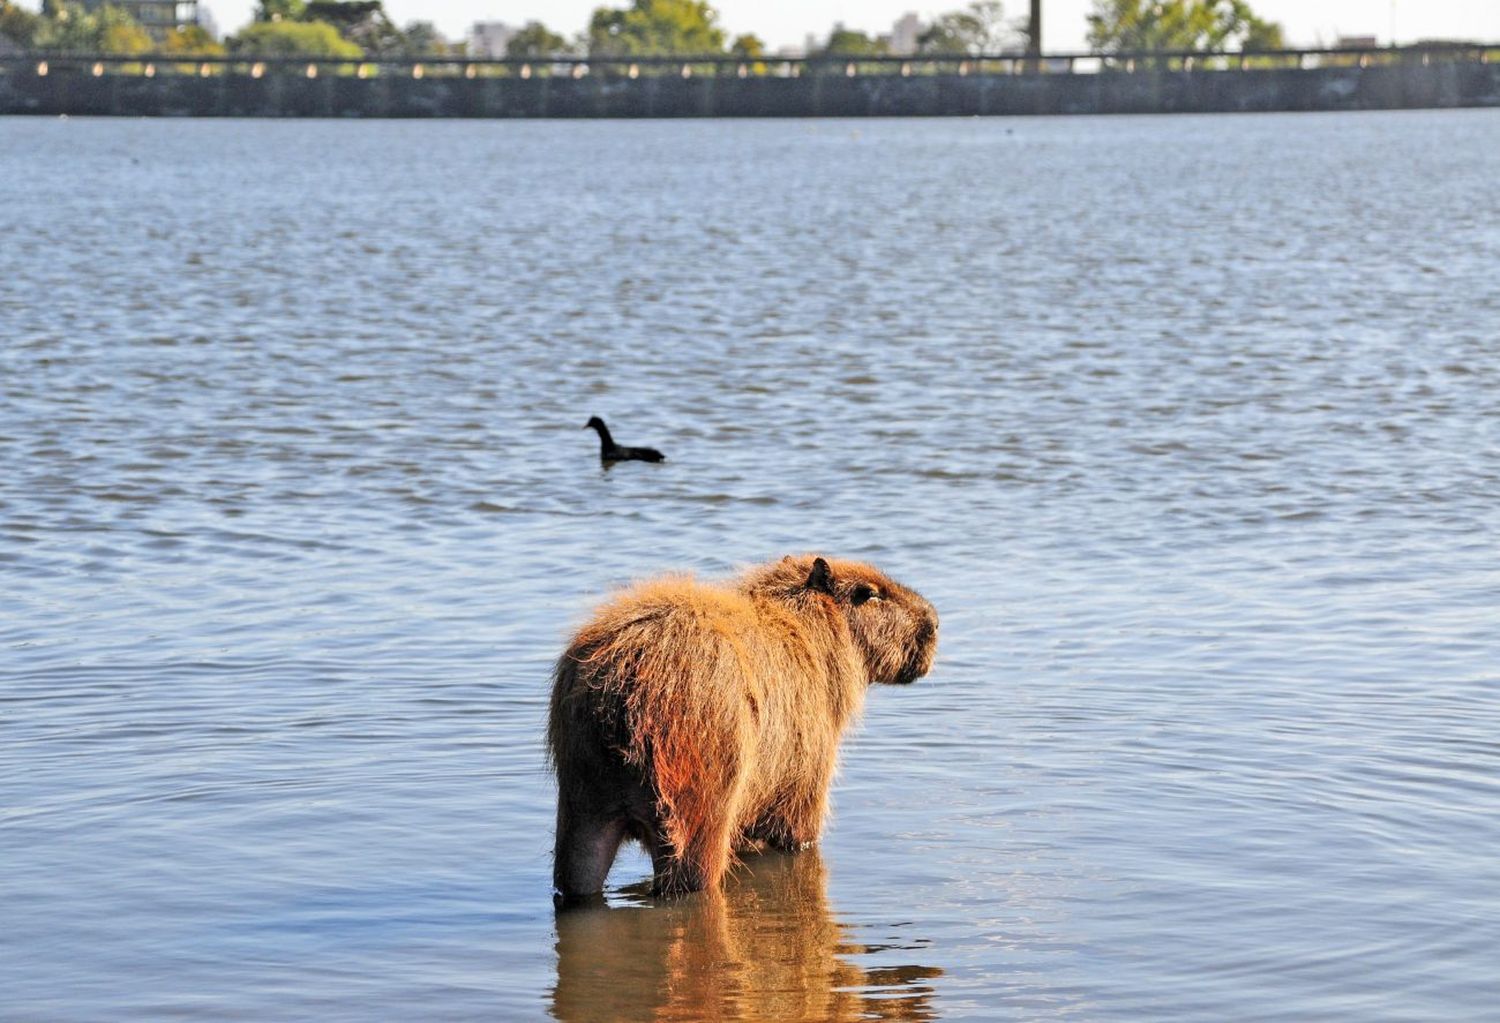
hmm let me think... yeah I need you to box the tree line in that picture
[1,0,222,55]
[1,0,1286,60]
[505,0,1286,60]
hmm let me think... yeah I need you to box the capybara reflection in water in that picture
[548,555,938,902]
[551,849,944,1022]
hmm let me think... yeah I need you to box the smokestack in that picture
[1028,0,1042,56]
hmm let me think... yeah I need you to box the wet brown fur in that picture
[548,555,938,900]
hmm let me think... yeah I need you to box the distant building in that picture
[890,13,922,56]
[83,0,198,41]
[1335,35,1379,49]
[470,21,515,59]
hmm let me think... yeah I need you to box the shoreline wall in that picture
[2,62,1499,118]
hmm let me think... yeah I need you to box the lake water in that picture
[2,110,1498,1022]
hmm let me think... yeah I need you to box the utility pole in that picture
[1027,0,1042,71]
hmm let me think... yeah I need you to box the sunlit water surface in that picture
[2,111,1498,1021]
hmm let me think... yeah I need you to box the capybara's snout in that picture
[859,584,938,686]
[895,599,939,685]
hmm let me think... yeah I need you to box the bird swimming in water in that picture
[585,416,665,464]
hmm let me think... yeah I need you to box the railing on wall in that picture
[5,41,1496,81]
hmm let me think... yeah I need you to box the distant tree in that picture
[255,0,307,21]
[248,0,433,55]
[304,1,400,54]
[32,1,91,51]
[819,26,889,57]
[303,0,376,26]
[228,19,362,56]
[728,32,764,59]
[97,13,151,53]
[587,0,726,57]
[0,1,43,49]
[396,20,449,56]
[918,1,1013,55]
[1087,0,1285,53]
[161,24,226,55]
[1241,14,1285,49]
[504,20,571,58]
[33,3,152,53]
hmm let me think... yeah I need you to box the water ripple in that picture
[2,112,1499,1022]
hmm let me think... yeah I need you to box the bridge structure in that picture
[2,42,1497,117]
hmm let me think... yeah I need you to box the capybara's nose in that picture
[918,605,939,669]
[921,599,939,637]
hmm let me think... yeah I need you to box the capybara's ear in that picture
[806,557,835,595]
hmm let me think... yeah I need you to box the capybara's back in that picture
[548,555,938,903]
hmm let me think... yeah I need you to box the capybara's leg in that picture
[647,803,741,896]
[648,826,714,896]
[774,790,828,851]
[553,796,627,904]
[743,762,833,852]
[741,808,815,853]
[649,840,706,896]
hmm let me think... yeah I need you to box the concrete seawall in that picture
[3,61,1499,118]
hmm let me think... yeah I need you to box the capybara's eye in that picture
[850,584,879,606]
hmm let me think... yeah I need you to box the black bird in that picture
[585,416,665,464]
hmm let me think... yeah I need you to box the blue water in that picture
[2,110,1498,1021]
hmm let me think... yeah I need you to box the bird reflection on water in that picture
[550,849,942,1022]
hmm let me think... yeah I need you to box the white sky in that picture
[123,0,1500,50]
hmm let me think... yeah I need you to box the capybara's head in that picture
[743,555,939,686]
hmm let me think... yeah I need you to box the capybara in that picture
[547,554,938,902]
